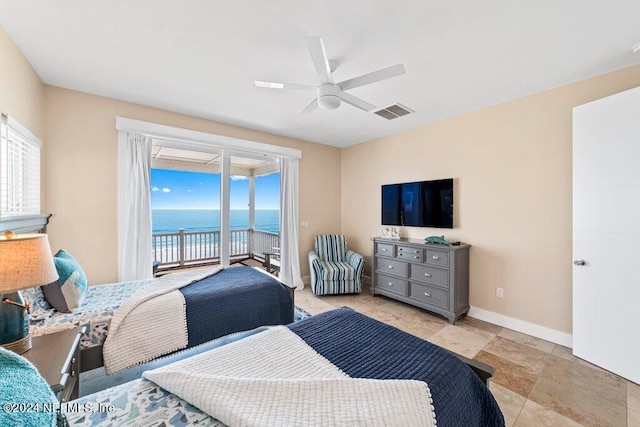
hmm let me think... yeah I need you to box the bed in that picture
[25,266,295,373]
[64,307,504,426]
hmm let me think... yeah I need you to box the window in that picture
[0,115,41,218]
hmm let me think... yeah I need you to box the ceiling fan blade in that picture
[305,36,333,84]
[254,81,316,91]
[338,91,376,112]
[301,98,318,114]
[337,64,406,92]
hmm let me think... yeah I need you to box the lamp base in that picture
[1,333,32,354]
[0,291,31,354]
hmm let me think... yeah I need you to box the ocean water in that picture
[151,209,279,234]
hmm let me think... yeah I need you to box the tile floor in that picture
[295,284,640,427]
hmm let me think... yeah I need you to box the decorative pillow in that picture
[41,282,70,313]
[0,347,58,427]
[42,250,87,312]
[22,286,52,312]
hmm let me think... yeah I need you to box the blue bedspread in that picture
[289,307,505,427]
[180,266,293,347]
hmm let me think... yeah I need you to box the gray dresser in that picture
[372,237,470,324]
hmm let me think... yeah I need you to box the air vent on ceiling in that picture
[374,103,413,120]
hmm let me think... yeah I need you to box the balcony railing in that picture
[152,228,279,268]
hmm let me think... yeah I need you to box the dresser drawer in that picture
[410,282,449,309]
[410,264,449,288]
[426,249,449,267]
[376,258,408,277]
[376,273,408,296]
[376,243,395,257]
[396,245,423,262]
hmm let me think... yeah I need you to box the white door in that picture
[573,86,640,384]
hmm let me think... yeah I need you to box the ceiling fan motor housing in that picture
[318,84,342,110]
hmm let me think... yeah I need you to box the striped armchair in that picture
[308,235,365,295]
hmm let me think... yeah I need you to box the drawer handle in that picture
[432,255,440,260]
[424,273,432,277]
[382,248,387,252]
[424,292,431,297]
[388,282,394,286]
[414,250,419,253]
[414,256,420,259]
[388,265,393,269]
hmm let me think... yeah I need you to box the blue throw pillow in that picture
[0,347,58,426]
[42,250,88,312]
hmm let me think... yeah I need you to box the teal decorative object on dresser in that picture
[425,235,449,245]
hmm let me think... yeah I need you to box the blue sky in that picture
[150,169,280,210]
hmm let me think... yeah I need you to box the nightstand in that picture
[22,326,86,402]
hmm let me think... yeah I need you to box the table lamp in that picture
[0,231,58,354]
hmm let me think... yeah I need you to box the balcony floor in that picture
[155,256,271,277]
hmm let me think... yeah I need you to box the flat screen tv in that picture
[381,178,453,228]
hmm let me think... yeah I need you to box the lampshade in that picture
[0,233,58,292]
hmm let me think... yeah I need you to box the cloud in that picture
[231,175,248,181]
[162,188,171,193]
[151,186,160,192]
[187,189,193,193]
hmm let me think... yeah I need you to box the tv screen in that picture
[381,184,402,225]
[381,179,453,228]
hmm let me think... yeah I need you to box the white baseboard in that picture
[468,306,573,348]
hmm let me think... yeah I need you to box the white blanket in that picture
[144,326,437,427]
[103,267,222,375]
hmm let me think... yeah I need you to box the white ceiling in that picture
[1,1,639,148]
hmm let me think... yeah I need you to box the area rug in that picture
[295,306,311,321]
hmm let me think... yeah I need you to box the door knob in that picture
[573,259,586,266]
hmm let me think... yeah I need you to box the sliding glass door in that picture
[149,143,279,271]
[228,153,280,267]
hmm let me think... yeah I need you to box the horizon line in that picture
[152,208,280,211]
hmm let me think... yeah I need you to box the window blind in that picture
[0,115,41,217]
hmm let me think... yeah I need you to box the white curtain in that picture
[279,157,304,289]
[117,132,153,281]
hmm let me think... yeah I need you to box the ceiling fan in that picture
[254,36,406,114]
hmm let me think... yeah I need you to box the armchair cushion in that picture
[320,261,356,281]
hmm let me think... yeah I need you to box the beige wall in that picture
[342,64,640,334]
[43,86,341,285]
[0,27,46,209]
[0,27,44,138]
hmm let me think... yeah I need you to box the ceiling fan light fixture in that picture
[255,81,284,89]
[255,37,406,115]
[319,95,341,110]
